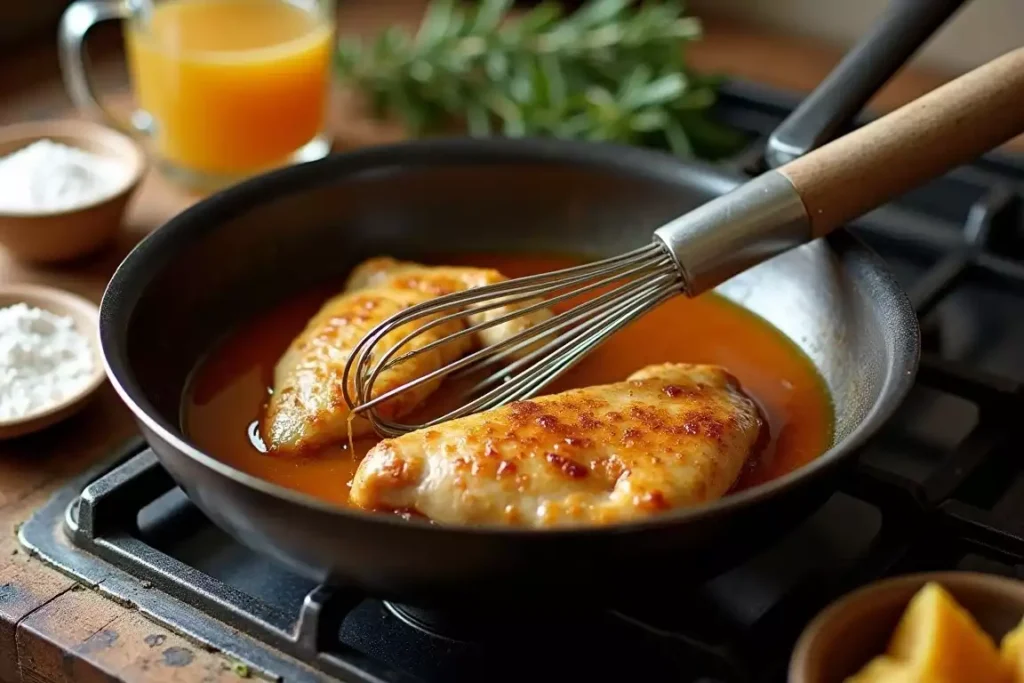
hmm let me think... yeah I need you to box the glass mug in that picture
[59,0,335,189]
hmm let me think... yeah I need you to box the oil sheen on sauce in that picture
[184,253,835,508]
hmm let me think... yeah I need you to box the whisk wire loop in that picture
[464,274,680,410]
[360,271,674,422]
[358,248,682,392]
[342,242,683,437]
[463,272,679,392]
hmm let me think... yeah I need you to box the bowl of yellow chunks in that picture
[789,572,1024,683]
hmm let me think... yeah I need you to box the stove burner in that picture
[16,80,1024,683]
[382,601,590,641]
[384,603,483,640]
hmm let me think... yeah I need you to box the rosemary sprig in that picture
[335,0,747,160]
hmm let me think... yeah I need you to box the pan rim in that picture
[100,135,920,538]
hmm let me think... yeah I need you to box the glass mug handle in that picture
[58,0,149,135]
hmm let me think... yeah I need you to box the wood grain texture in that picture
[778,47,1024,238]
[17,586,243,683]
[0,561,74,683]
[0,487,75,683]
[17,586,124,683]
[0,424,137,683]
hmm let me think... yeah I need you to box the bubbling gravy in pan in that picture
[184,253,834,507]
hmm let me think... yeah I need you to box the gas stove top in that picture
[19,79,1024,683]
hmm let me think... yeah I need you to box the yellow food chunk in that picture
[846,656,913,682]
[888,583,1011,682]
[846,582,1012,683]
[1000,616,1024,682]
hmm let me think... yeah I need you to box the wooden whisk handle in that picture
[655,47,1024,296]
[778,46,1024,239]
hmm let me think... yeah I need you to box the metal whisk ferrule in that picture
[341,242,684,437]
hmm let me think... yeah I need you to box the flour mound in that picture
[0,303,95,421]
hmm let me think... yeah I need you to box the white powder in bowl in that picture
[0,139,129,214]
[0,303,96,421]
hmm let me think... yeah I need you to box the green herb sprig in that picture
[335,0,746,159]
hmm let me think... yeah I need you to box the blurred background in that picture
[689,0,1022,74]
[4,0,1022,75]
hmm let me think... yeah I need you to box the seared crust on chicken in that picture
[350,363,766,526]
[262,257,553,456]
[262,287,470,454]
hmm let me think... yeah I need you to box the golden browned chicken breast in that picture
[350,363,766,526]
[346,257,553,354]
[262,257,553,456]
[262,287,471,455]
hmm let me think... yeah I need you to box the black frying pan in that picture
[98,1,965,608]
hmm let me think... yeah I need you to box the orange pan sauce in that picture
[184,253,835,508]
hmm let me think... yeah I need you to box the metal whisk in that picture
[342,45,1024,437]
[342,241,683,437]
[343,172,809,438]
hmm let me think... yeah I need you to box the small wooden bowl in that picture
[0,119,146,263]
[0,284,106,439]
[789,571,1024,683]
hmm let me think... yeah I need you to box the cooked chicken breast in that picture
[262,287,471,454]
[350,363,766,526]
[346,257,553,355]
[262,257,553,456]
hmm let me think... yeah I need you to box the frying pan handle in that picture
[777,46,1024,239]
[765,0,968,168]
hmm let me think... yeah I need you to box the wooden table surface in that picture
[0,3,1018,681]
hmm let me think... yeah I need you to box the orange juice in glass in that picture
[60,0,335,189]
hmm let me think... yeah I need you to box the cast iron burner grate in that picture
[18,80,1024,683]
